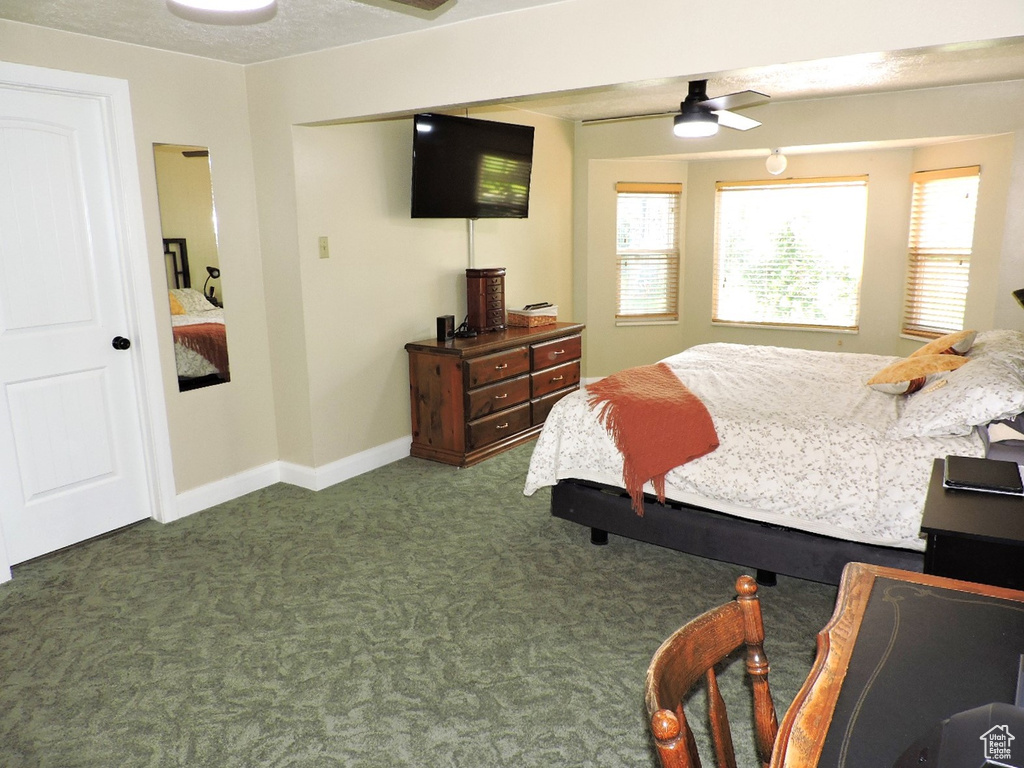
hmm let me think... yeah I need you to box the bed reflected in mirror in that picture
[153,143,230,391]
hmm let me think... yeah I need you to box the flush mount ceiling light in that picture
[766,149,788,175]
[167,0,277,25]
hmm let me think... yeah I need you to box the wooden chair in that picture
[645,575,778,768]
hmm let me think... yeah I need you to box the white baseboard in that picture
[170,435,413,522]
[172,461,282,522]
[280,435,412,491]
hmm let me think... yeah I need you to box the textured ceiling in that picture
[3,0,1024,123]
[0,0,570,65]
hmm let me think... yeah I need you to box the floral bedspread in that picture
[524,343,984,550]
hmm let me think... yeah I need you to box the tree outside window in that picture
[713,177,868,331]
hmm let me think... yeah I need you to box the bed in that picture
[164,237,229,390]
[168,288,230,389]
[524,330,1024,585]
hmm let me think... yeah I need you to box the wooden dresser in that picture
[406,322,585,467]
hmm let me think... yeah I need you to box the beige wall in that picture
[291,107,574,463]
[0,20,278,492]
[4,0,1024,495]
[246,0,1024,469]
[576,83,1024,375]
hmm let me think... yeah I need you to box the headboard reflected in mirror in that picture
[153,144,230,391]
[163,237,190,289]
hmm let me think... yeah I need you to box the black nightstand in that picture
[920,458,1024,589]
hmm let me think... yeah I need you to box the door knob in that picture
[111,336,131,350]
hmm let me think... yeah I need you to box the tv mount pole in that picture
[467,218,476,269]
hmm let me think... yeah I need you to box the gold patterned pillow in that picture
[867,354,969,395]
[909,329,977,357]
[168,292,186,315]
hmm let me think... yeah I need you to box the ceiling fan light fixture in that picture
[167,0,276,24]
[673,111,719,138]
[170,0,274,10]
[766,149,788,175]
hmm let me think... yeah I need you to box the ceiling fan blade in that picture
[579,80,771,127]
[701,89,770,112]
[389,0,449,8]
[714,110,762,131]
[580,110,677,125]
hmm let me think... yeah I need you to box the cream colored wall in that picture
[575,83,1024,375]
[247,0,1024,467]
[0,20,278,492]
[291,108,574,463]
[4,0,1024,490]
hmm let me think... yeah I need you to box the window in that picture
[615,182,681,322]
[902,166,980,338]
[713,177,868,331]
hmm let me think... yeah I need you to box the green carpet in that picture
[0,443,837,767]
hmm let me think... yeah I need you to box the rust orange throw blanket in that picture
[174,323,229,376]
[587,362,718,515]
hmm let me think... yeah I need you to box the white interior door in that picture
[0,81,153,566]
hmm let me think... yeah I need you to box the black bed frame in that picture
[551,478,924,586]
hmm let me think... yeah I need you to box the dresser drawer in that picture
[467,403,531,451]
[531,360,580,398]
[465,346,530,388]
[532,388,575,426]
[466,374,530,420]
[531,334,581,371]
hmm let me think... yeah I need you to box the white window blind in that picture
[713,177,868,331]
[902,166,980,338]
[615,182,681,322]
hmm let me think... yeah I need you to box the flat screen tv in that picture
[411,113,535,219]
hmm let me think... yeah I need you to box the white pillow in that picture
[169,288,215,314]
[891,329,1024,438]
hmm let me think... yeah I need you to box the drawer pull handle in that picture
[495,363,508,370]
[551,349,566,356]
[550,375,564,382]
[494,393,508,400]
[496,422,510,430]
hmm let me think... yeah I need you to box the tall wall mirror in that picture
[153,143,230,391]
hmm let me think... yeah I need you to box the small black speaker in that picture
[436,315,455,342]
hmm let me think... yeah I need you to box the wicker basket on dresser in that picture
[405,322,585,467]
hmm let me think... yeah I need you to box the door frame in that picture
[0,62,176,584]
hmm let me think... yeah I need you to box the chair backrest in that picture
[645,575,778,768]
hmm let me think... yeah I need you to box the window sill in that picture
[710,320,859,334]
[615,319,679,327]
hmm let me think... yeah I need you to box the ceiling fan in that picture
[584,80,770,138]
